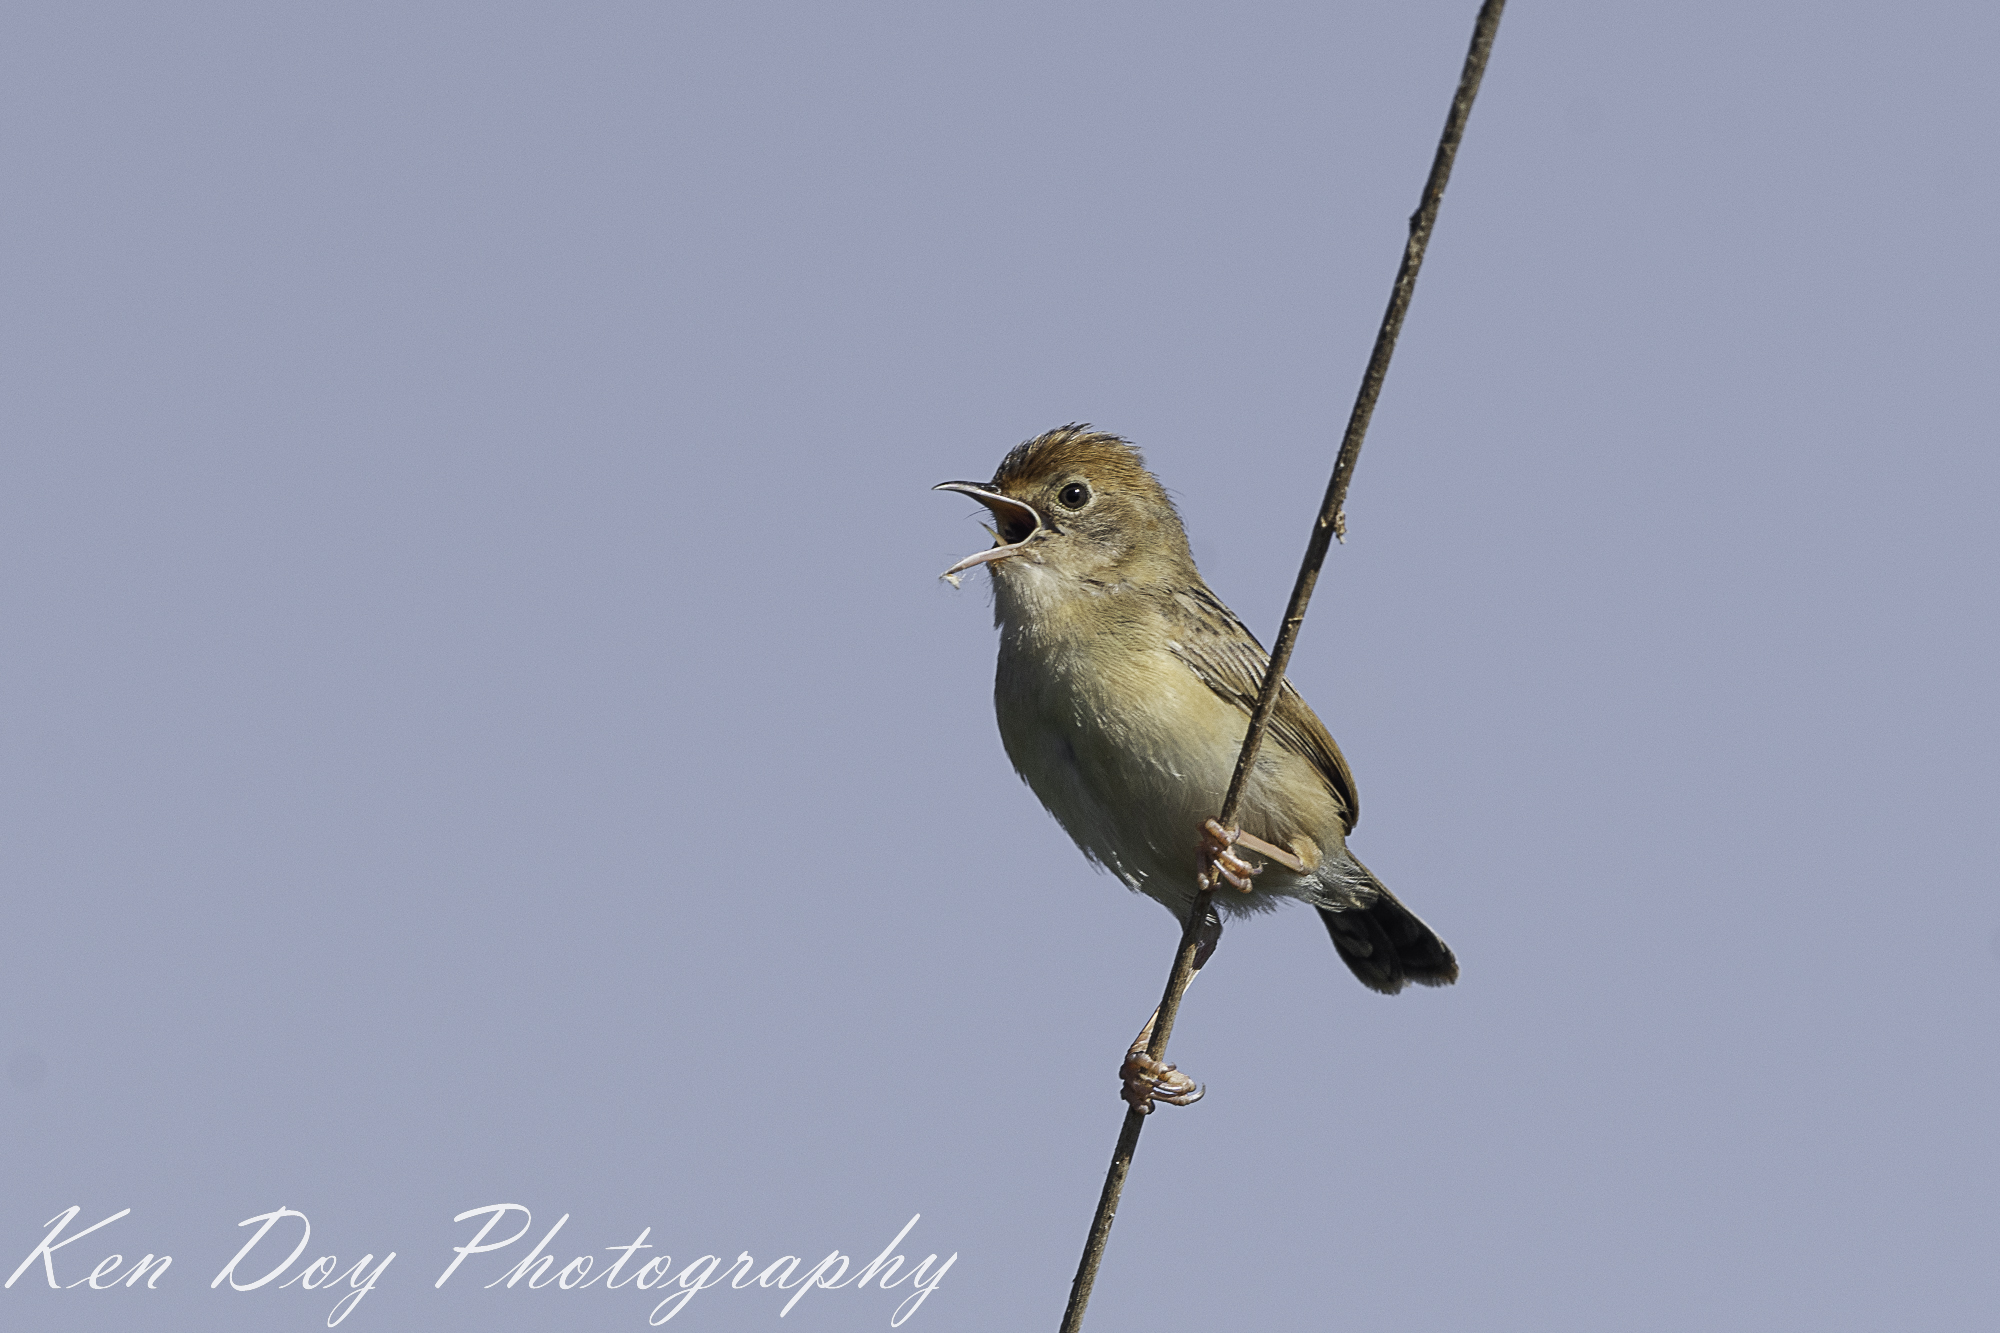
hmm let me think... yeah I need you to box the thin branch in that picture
[1057,3,1507,1328]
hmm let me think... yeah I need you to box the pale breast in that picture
[993,620,1330,914]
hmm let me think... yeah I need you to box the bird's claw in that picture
[1198,819,1260,893]
[1120,1048,1203,1114]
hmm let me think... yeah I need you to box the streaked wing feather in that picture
[1166,584,1360,831]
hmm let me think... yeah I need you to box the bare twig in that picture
[1057,4,1507,1328]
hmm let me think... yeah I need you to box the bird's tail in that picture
[1315,856,1457,995]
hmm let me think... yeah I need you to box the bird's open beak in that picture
[932,481,1046,586]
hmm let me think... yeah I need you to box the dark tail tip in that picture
[1317,894,1458,995]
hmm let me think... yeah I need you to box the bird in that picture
[935,425,1456,1111]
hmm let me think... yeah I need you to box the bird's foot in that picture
[1120,1047,1203,1115]
[1198,819,1260,893]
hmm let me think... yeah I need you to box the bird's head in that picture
[934,426,1194,596]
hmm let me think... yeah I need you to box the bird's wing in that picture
[1165,583,1360,832]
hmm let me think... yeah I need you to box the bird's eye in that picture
[1058,482,1091,509]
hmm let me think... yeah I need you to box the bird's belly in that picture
[995,643,1270,908]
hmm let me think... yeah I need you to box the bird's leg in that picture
[1119,910,1223,1114]
[1121,1013,1201,1113]
[1198,818,1261,892]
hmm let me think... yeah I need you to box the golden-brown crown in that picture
[992,425,1174,509]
